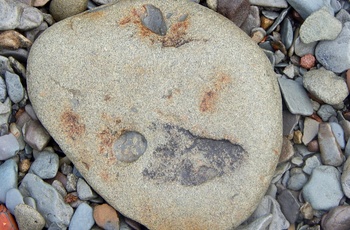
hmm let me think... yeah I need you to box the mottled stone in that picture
[302,166,343,211]
[279,137,294,163]
[303,69,348,105]
[5,71,24,104]
[14,204,46,230]
[27,1,282,229]
[318,123,344,167]
[300,54,316,69]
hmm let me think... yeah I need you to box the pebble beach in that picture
[1,0,350,229]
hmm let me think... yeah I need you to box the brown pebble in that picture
[321,206,350,230]
[307,139,319,152]
[279,137,294,163]
[344,111,350,121]
[64,193,78,203]
[261,16,274,30]
[251,29,265,43]
[271,40,287,55]
[19,159,31,173]
[300,202,314,220]
[293,130,302,144]
[309,113,323,123]
[346,69,350,91]
[0,30,32,49]
[300,54,316,69]
[93,204,120,230]
[292,10,304,23]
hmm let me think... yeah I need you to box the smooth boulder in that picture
[27,0,282,229]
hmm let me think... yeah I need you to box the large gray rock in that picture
[27,1,282,229]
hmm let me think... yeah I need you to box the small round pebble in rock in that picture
[69,203,95,230]
[94,204,120,230]
[14,203,46,230]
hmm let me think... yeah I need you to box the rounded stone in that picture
[49,0,88,21]
[27,1,282,229]
[113,131,147,163]
[14,204,46,230]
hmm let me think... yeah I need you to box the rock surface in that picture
[27,1,282,229]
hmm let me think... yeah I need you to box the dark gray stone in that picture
[140,4,167,36]
[277,189,300,224]
[283,110,300,136]
[278,77,313,116]
[280,18,293,49]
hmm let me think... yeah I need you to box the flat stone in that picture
[236,214,273,230]
[27,1,282,229]
[336,9,350,24]
[14,204,46,230]
[341,157,350,198]
[279,137,294,163]
[286,0,334,19]
[278,77,313,116]
[302,117,320,145]
[287,167,308,191]
[69,203,95,230]
[240,6,260,35]
[330,122,345,149]
[300,8,342,44]
[249,0,288,8]
[29,151,59,179]
[317,104,336,121]
[318,123,344,166]
[303,68,348,105]
[0,133,19,160]
[315,22,350,73]
[19,173,73,228]
[5,71,24,104]
[277,189,300,224]
[282,110,300,136]
[0,159,18,203]
[302,165,343,211]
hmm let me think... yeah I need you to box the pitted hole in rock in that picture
[140,4,167,36]
[113,131,147,163]
[143,124,246,186]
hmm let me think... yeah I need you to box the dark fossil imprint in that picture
[143,124,246,186]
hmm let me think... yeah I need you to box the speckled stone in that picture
[27,1,282,229]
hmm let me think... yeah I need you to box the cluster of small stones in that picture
[1,0,350,229]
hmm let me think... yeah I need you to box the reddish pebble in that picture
[300,54,316,69]
[321,206,350,230]
[93,203,120,230]
[0,204,19,230]
[307,139,319,152]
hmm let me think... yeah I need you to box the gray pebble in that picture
[0,133,19,160]
[330,122,345,149]
[23,119,51,151]
[283,64,297,78]
[73,165,83,178]
[291,156,303,166]
[278,77,313,116]
[0,158,18,203]
[23,196,37,209]
[69,203,95,230]
[294,37,317,57]
[5,71,24,104]
[283,110,300,136]
[29,151,59,179]
[10,123,25,151]
[302,117,320,145]
[60,162,73,175]
[274,50,285,65]
[266,6,290,34]
[318,123,344,166]
[345,137,350,158]
[302,165,343,210]
[272,162,291,183]
[52,180,67,198]
[286,0,334,19]
[263,50,275,65]
[262,10,279,20]
[8,56,26,80]
[0,48,28,63]
[277,189,300,224]
[336,9,350,24]
[341,157,350,198]
[287,168,308,190]
[140,4,167,36]
[0,77,7,102]
[17,4,43,30]
[315,22,350,73]
[266,184,277,198]
[300,8,342,44]
[303,68,348,105]
[303,154,322,175]
[281,18,293,49]
[0,0,21,30]
[14,203,46,230]
[237,214,273,230]
[295,144,314,157]
[240,6,260,35]
[25,104,38,120]
[66,173,78,192]
[5,188,24,214]
[317,104,336,121]
[19,173,73,228]
[247,195,290,230]
[0,56,13,76]
[77,178,97,200]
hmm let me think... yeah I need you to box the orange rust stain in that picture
[104,94,111,101]
[82,161,90,170]
[118,7,191,47]
[273,149,279,156]
[98,128,117,156]
[60,109,85,140]
[200,73,231,113]
[99,171,110,182]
